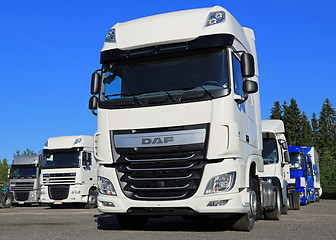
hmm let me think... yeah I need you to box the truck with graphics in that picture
[89,6,281,231]
[288,146,310,205]
[303,146,322,202]
[260,120,291,217]
[40,135,98,208]
[9,155,42,206]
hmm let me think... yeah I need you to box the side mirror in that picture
[243,80,258,94]
[314,170,318,175]
[7,168,10,178]
[284,151,290,163]
[313,164,317,171]
[89,96,98,110]
[241,53,255,78]
[278,140,288,150]
[91,72,101,95]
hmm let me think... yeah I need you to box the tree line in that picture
[0,149,37,182]
[270,98,336,198]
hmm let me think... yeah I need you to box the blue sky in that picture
[1,0,335,162]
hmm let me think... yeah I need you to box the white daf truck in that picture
[261,120,294,216]
[89,6,279,231]
[40,135,98,208]
[9,155,42,206]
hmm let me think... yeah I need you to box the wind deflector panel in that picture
[100,34,234,63]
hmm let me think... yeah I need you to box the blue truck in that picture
[288,146,310,205]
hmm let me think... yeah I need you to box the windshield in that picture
[42,152,80,169]
[100,49,229,100]
[262,138,279,164]
[10,165,37,178]
[289,152,303,169]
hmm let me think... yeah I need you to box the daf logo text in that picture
[141,136,174,145]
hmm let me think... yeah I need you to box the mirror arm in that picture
[235,93,248,104]
[91,109,97,116]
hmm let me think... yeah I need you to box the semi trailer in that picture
[303,146,321,202]
[89,6,280,231]
[260,120,291,217]
[40,135,98,208]
[9,155,42,205]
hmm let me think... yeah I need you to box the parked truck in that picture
[9,155,42,206]
[303,146,322,202]
[40,135,98,208]
[260,120,291,217]
[288,146,310,205]
[89,6,280,231]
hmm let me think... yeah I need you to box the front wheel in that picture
[264,185,281,220]
[231,177,258,231]
[84,189,98,209]
[1,193,13,208]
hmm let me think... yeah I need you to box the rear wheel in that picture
[264,185,281,220]
[231,177,258,231]
[116,215,148,230]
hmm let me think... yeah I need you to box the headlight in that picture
[204,172,236,194]
[205,11,225,27]
[98,176,117,196]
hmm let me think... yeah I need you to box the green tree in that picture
[299,111,312,146]
[270,101,282,120]
[311,112,319,147]
[13,148,37,158]
[282,99,301,146]
[0,158,9,182]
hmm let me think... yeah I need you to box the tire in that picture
[84,189,98,209]
[264,185,281,220]
[1,193,13,208]
[281,198,288,215]
[231,176,258,231]
[288,193,293,210]
[292,192,301,210]
[315,192,320,202]
[116,215,148,230]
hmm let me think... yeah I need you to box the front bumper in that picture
[40,185,88,204]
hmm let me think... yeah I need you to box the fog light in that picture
[299,192,304,198]
[207,200,228,207]
[101,201,115,207]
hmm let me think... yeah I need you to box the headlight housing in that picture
[98,176,117,196]
[204,172,236,194]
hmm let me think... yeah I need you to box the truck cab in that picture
[9,155,42,205]
[260,120,291,216]
[40,135,98,208]
[288,146,309,205]
[89,6,280,231]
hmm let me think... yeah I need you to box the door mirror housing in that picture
[284,151,290,163]
[241,53,255,78]
[243,80,258,94]
[89,96,98,110]
[91,72,101,95]
[313,164,317,171]
[314,170,318,175]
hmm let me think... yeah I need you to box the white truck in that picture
[89,6,279,231]
[260,120,293,216]
[40,135,98,208]
[9,155,42,206]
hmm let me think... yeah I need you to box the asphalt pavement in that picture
[0,199,335,240]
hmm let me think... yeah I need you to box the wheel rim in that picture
[250,190,257,217]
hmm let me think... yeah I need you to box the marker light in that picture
[74,138,82,145]
[105,28,116,43]
[205,11,225,27]
[204,172,236,194]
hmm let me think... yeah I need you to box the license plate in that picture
[53,200,62,205]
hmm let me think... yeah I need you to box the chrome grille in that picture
[113,124,208,201]
[43,173,76,185]
[11,182,34,191]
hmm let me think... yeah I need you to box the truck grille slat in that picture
[43,173,76,185]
